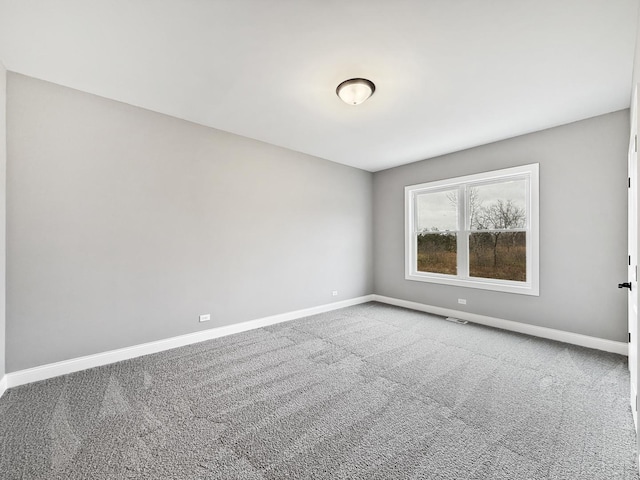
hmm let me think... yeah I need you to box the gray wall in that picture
[0,64,5,379]
[6,73,373,372]
[4,72,631,373]
[373,110,629,342]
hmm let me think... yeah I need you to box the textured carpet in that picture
[0,302,638,479]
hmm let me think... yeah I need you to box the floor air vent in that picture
[445,317,468,325]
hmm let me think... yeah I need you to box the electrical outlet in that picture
[332,290,338,296]
[199,314,211,322]
[458,299,467,305]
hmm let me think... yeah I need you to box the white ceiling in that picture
[0,0,638,172]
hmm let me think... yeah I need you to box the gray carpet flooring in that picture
[0,302,638,479]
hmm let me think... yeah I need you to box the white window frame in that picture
[405,164,539,296]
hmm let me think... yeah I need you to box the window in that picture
[405,164,539,295]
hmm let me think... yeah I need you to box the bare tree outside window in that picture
[416,181,527,281]
[469,196,526,281]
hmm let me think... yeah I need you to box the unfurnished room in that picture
[1,1,640,479]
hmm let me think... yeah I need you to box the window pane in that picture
[469,179,526,230]
[469,231,526,281]
[416,190,458,233]
[417,233,457,275]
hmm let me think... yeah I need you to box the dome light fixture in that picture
[336,78,375,105]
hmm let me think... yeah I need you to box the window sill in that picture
[405,272,539,296]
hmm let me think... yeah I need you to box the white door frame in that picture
[628,85,639,452]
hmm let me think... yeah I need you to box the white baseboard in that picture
[373,295,628,356]
[4,293,626,393]
[5,295,375,390]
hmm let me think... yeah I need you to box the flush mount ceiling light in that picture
[336,78,375,105]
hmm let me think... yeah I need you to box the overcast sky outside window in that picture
[416,179,527,232]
